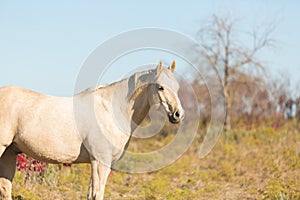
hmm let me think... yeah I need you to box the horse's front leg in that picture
[88,160,111,200]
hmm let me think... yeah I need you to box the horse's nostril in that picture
[169,110,181,124]
[174,111,180,118]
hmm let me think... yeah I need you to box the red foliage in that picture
[17,154,47,173]
[16,154,73,182]
[16,154,28,171]
[17,154,72,181]
[16,154,48,182]
[63,163,72,167]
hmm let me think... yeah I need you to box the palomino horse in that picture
[0,60,184,200]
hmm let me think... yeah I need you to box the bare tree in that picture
[230,72,270,118]
[196,15,274,130]
[268,74,291,114]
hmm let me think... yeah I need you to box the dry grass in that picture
[12,121,300,200]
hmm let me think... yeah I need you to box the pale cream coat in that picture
[0,61,183,200]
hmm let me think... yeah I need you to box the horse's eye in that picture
[158,85,164,91]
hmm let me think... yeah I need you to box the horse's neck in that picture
[129,85,150,130]
[103,71,153,133]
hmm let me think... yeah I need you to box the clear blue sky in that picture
[0,1,299,96]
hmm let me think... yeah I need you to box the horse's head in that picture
[148,60,184,124]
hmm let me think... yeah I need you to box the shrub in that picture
[17,154,48,183]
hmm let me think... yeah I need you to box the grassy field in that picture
[12,121,300,200]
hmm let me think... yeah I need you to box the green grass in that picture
[12,122,300,199]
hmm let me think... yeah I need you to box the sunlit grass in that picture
[12,121,300,199]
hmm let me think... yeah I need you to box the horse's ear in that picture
[168,60,176,72]
[156,60,163,73]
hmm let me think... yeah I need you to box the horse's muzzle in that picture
[168,110,182,124]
